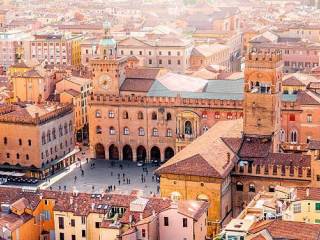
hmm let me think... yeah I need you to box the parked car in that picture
[137,161,144,167]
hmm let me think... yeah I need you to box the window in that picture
[249,183,255,192]
[316,203,320,211]
[164,217,169,226]
[269,185,275,192]
[58,216,64,229]
[108,111,115,118]
[152,128,159,137]
[168,59,171,65]
[82,230,86,237]
[215,112,220,119]
[109,127,116,135]
[151,112,157,120]
[183,218,187,227]
[19,139,22,145]
[159,59,162,64]
[289,114,295,121]
[293,203,301,213]
[26,154,29,160]
[123,127,129,135]
[148,59,152,64]
[42,133,46,145]
[123,111,129,119]
[71,219,75,227]
[6,153,9,158]
[59,233,64,240]
[167,129,172,137]
[138,127,145,136]
[52,128,56,140]
[307,114,312,123]
[290,130,298,144]
[16,153,19,159]
[96,126,102,134]
[168,51,171,56]
[95,222,101,228]
[177,60,181,65]
[71,235,76,240]
[138,111,143,120]
[3,137,7,145]
[142,229,146,237]
[236,182,243,191]
[166,112,172,121]
[81,216,86,224]
[96,110,101,118]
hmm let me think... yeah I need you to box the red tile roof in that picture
[249,220,320,240]
[120,78,155,92]
[283,76,305,86]
[296,187,320,201]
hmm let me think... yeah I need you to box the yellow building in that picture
[283,187,320,224]
[156,119,243,237]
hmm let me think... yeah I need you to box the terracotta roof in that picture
[120,78,155,92]
[126,68,164,79]
[308,140,320,150]
[238,137,272,158]
[63,89,81,97]
[283,76,305,86]
[11,62,29,68]
[296,187,320,201]
[177,200,209,221]
[249,234,267,240]
[156,119,243,178]
[22,69,42,78]
[297,91,320,105]
[249,220,320,240]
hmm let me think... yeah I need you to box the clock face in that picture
[99,74,112,90]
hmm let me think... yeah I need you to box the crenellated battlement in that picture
[0,103,73,125]
[88,93,244,109]
[245,49,283,69]
[233,161,312,180]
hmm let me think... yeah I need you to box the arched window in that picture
[64,123,68,134]
[236,182,243,191]
[52,128,56,140]
[123,111,129,119]
[227,112,233,120]
[3,137,7,145]
[152,112,157,120]
[138,127,145,136]
[19,139,22,145]
[138,111,144,120]
[26,154,29,160]
[214,112,220,119]
[69,121,73,132]
[109,127,116,135]
[184,121,192,135]
[152,128,159,137]
[123,127,129,135]
[166,128,172,137]
[59,125,63,136]
[249,183,255,192]
[96,110,102,118]
[171,192,181,201]
[47,130,51,142]
[96,126,102,134]
[290,129,298,143]
[42,133,46,145]
[16,153,20,159]
[280,129,285,142]
[166,112,172,121]
[28,139,31,146]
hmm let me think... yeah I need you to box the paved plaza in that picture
[48,159,160,196]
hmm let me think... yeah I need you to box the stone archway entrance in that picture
[109,144,119,160]
[150,146,161,162]
[137,145,147,162]
[164,147,174,161]
[95,143,105,159]
[123,145,133,161]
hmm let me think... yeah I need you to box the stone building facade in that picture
[0,102,76,179]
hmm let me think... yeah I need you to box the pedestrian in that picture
[59,185,61,190]
[129,179,131,184]
[157,185,160,193]
[49,186,52,190]
[113,185,116,191]
[74,176,77,182]
[123,173,125,178]
[64,185,66,191]
[86,158,89,163]
[118,180,121,185]
[152,176,154,182]
[92,185,95,191]
[123,178,125,183]
[118,173,120,179]
[111,171,113,176]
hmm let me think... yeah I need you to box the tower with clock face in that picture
[90,21,127,95]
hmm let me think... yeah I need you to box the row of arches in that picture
[95,144,175,162]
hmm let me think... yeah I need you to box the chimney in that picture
[70,197,73,205]
[306,187,310,197]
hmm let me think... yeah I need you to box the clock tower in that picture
[90,21,127,95]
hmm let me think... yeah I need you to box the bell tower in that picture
[243,50,283,151]
[90,21,127,95]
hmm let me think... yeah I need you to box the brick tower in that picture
[243,50,283,152]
